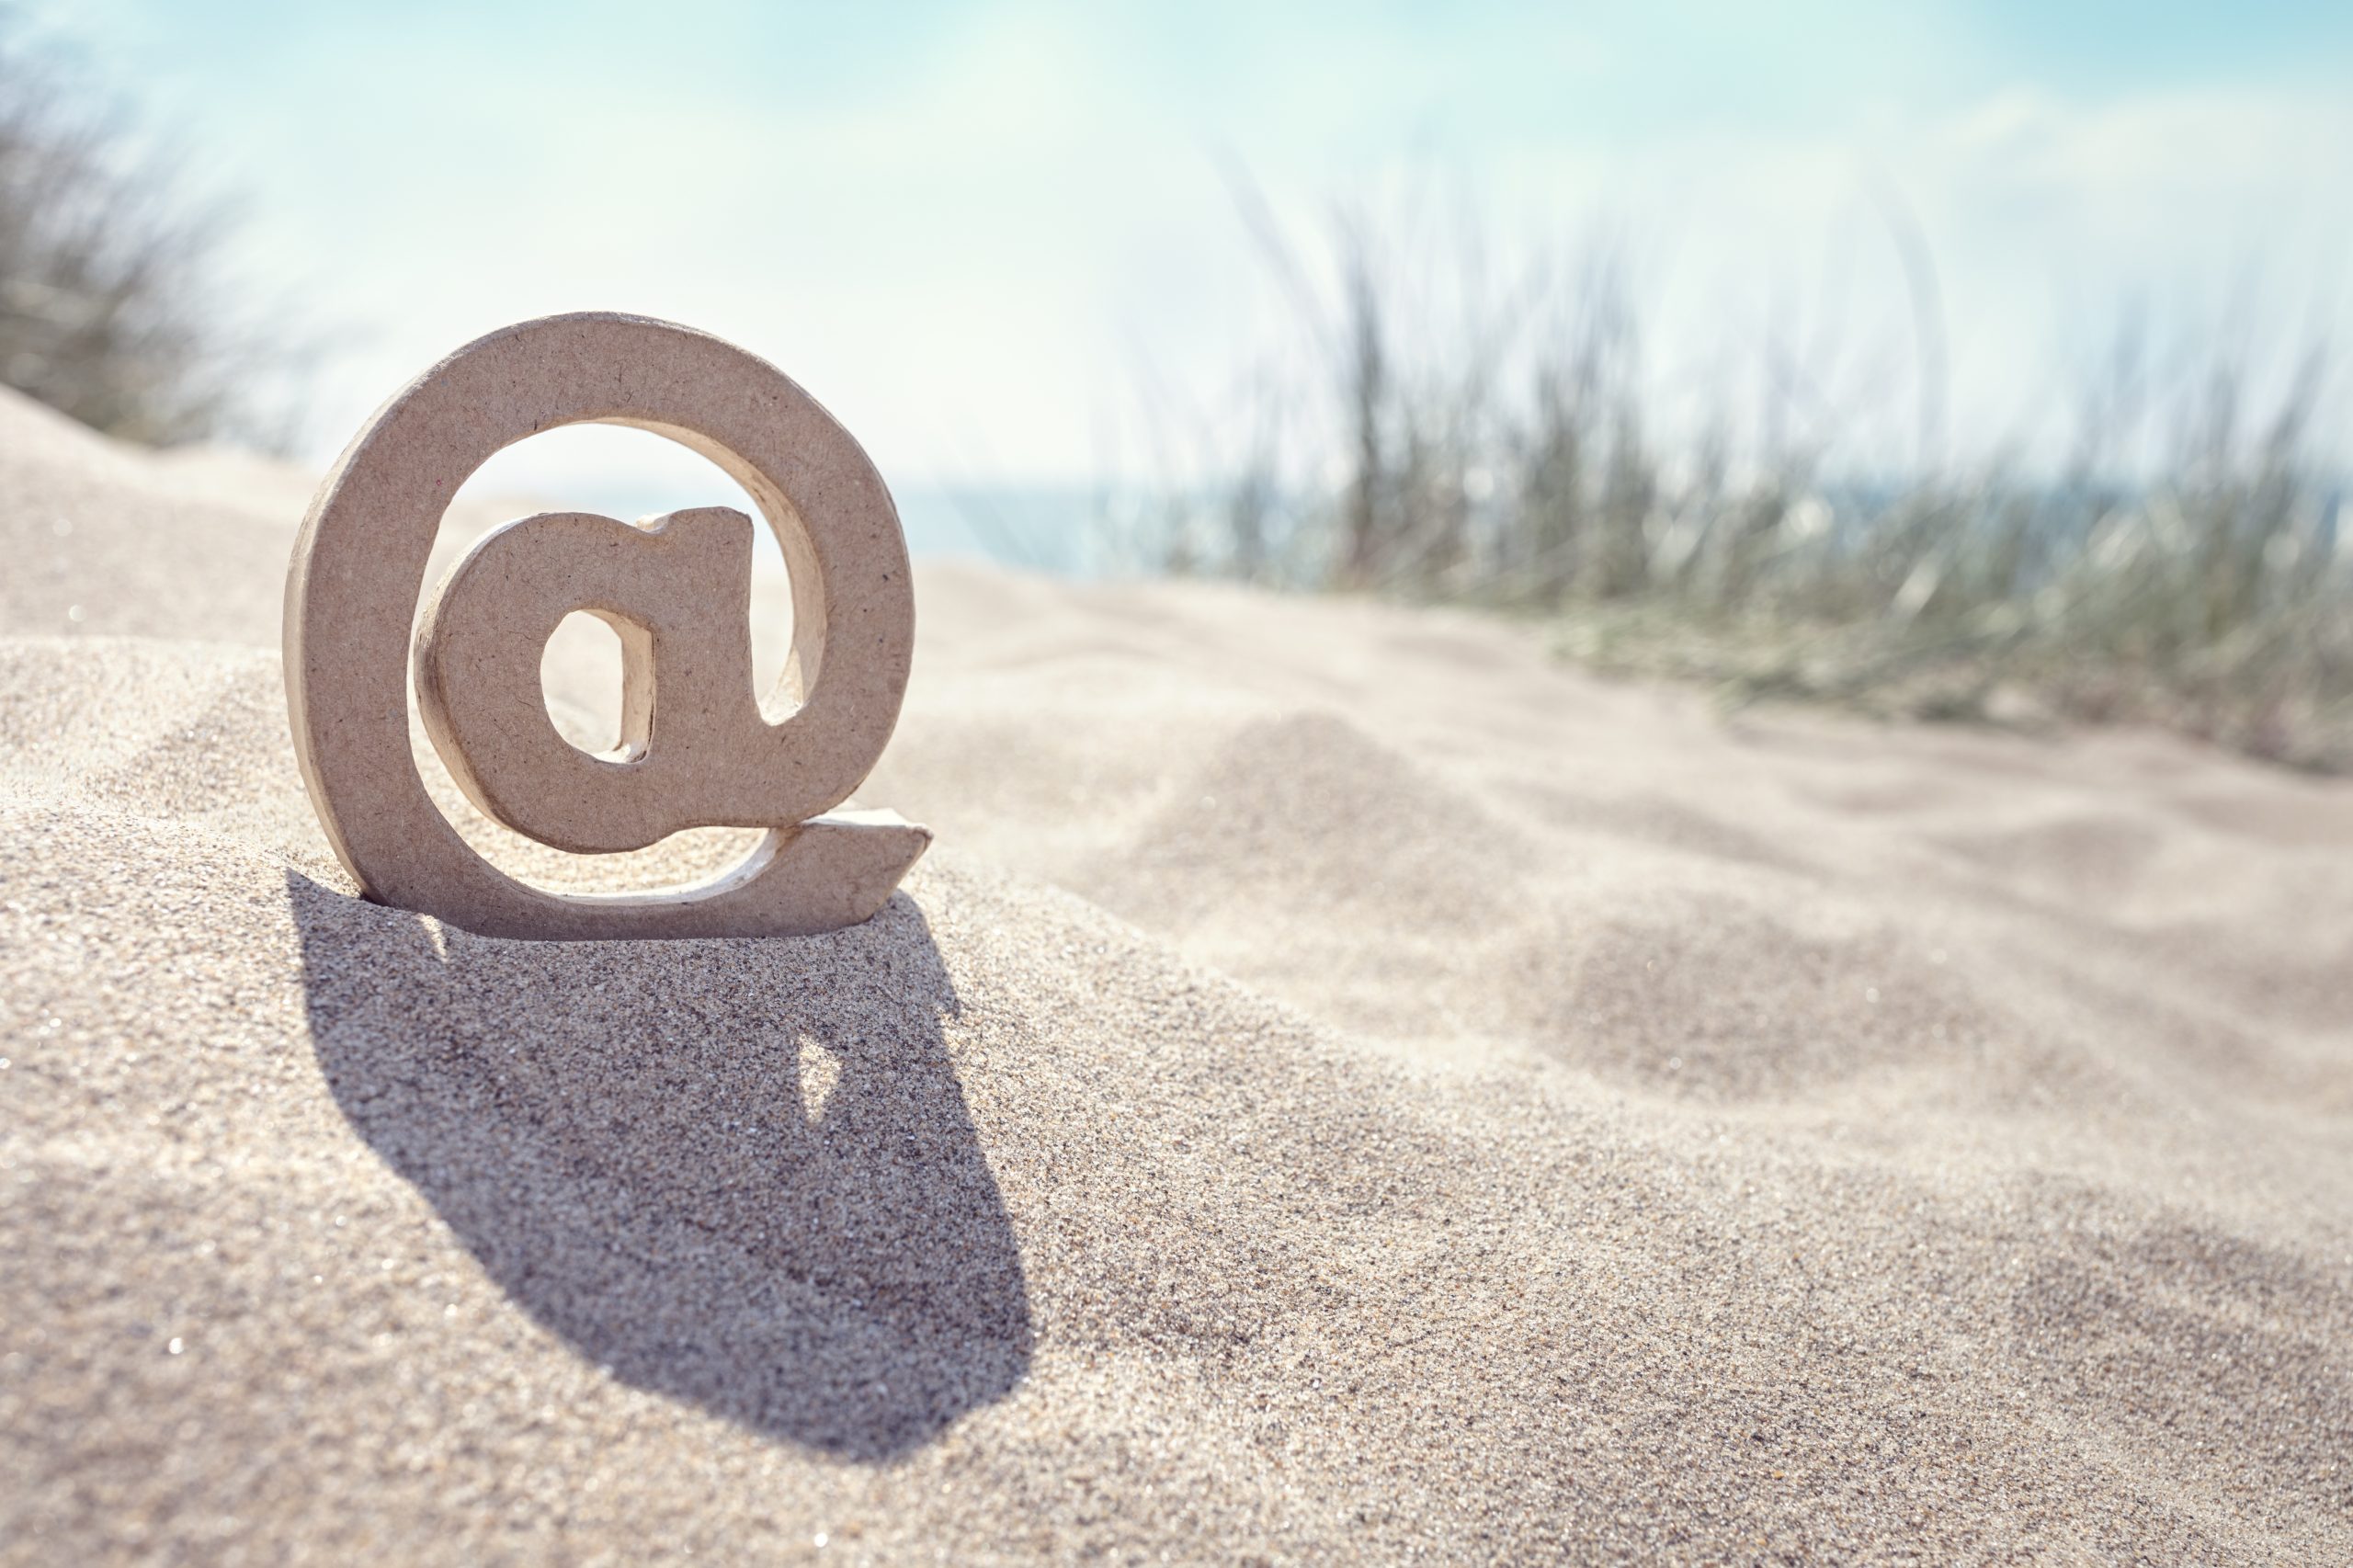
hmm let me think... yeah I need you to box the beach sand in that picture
[3,385,2349,1562]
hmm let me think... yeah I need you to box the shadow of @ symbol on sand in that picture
[286,875,1032,1460]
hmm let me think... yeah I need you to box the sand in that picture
[2,383,2349,1563]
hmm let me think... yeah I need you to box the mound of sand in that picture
[3,387,2349,1562]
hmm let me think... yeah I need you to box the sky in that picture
[25,0,2353,516]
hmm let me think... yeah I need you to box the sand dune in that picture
[3,389,2349,1562]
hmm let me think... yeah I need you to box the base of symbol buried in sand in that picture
[282,312,926,939]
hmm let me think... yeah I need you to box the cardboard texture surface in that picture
[283,312,926,938]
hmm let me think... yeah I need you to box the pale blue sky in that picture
[29,0,2353,504]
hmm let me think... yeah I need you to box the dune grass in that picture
[1112,187,2351,771]
[0,17,293,448]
